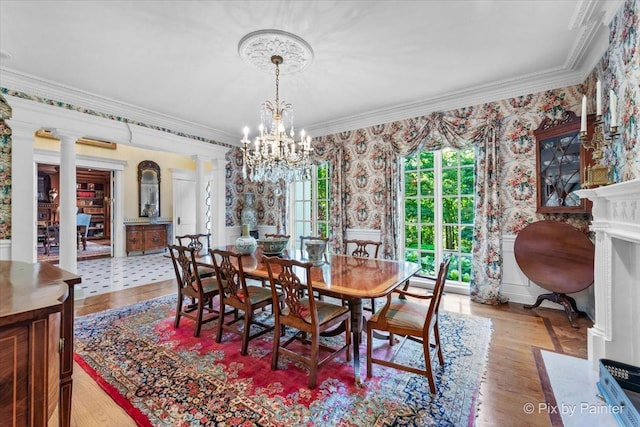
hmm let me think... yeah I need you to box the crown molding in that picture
[307,0,614,137]
[569,0,601,29]
[0,67,238,146]
[0,0,616,143]
[306,67,587,136]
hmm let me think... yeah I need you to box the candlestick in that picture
[610,90,617,127]
[596,80,602,116]
[581,95,587,132]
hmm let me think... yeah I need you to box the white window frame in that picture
[288,163,330,251]
[399,148,474,295]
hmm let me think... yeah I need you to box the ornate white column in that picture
[53,130,80,273]
[7,120,38,262]
[193,155,207,235]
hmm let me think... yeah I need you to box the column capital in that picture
[209,158,227,171]
[4,119,39,141]
[51,129,83,144]
[191,154,209,164]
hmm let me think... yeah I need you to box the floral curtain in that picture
[379,117,437,258]
[317,104,508,304]
[467,114,508,304]
[312,132,348,253]
[396,107,506,304]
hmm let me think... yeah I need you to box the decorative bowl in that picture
[257,237,289,255]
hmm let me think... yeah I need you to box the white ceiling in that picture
[0,1,622,147]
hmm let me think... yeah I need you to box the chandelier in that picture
[241,55,312,183]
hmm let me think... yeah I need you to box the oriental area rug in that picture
[74,294,492,426]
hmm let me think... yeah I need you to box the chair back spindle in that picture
[168,245,202,296]
[168,244,220,336]
[176,233,211,251]
[211,249,246,302]
[210,248,279,355]
[344,239,381,258]
[424,258,450,331]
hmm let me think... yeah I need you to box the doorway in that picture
[37,164,113,262]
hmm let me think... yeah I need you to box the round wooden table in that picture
[514,220,594,327]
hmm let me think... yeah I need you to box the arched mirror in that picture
[138,160,161,217]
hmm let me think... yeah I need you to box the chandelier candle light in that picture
[579,79,618,188]
[241,55,312,183]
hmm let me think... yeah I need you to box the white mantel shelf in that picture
[575,179,640,370]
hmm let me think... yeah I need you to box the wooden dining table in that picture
[193,246,421,385]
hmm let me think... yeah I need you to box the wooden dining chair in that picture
[76,213,91,250]
[344,238,382,311]
[366,258,450,394]
[209,248,282,355]
[176,233,215,278]
[43,224,60,255]
[168,244,220,337]
[263,256,351,389]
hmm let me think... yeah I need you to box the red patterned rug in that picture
[74,295,491,426]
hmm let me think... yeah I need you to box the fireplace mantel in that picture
[576,179,640,369]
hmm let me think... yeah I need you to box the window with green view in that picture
[292,163,330,250]
[404,147,474,284]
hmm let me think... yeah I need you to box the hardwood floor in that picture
[70,281,590,426]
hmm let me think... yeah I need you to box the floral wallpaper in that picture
[225,148,287,232]
[497,88,592,234]
[607,0,640,181]
[0,0,637,248]
[0,95,11,240]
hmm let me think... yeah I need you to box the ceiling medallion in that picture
[238,29,314,74]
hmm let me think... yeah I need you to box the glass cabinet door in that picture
[534,111,592,214]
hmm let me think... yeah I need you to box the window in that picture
[403,147,474,284]
[291,163,330,250]
[205,181,211,232]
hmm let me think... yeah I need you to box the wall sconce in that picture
[580,80,618,188]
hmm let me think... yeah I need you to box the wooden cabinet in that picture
[0,314,61,426]
[37,202,58,226]
[126,223,168,255]
[534,111,593,214]
[0,261,81,427]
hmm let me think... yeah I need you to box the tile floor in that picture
[75,253,175,297]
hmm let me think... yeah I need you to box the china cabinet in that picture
[76,169,111,239]
[534,111,593,214]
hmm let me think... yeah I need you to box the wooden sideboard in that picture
[0,261,81,427]
[125,223,169,255]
